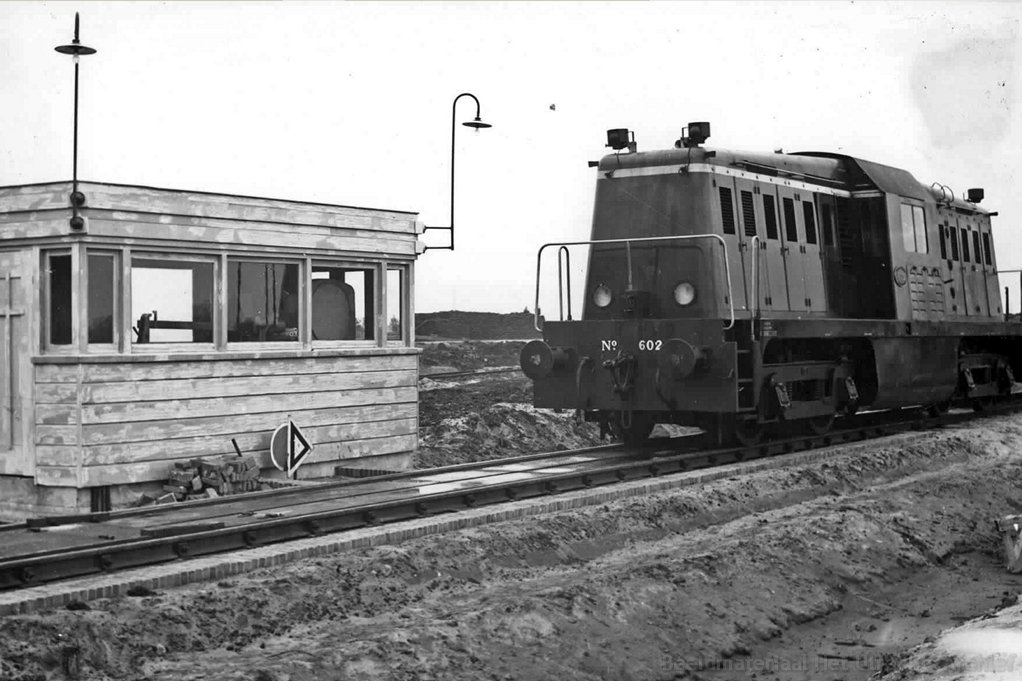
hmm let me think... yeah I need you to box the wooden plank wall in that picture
[34,352,419,487]
[0,249,30,476]
[0,182,419,258]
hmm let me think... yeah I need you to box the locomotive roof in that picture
[598,146,990,214]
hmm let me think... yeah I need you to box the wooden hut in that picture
[0,181,421,519]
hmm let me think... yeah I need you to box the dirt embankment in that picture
[416,340,604,469]
[4,417,1022,681]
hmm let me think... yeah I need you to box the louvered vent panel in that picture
[741,190,757,237]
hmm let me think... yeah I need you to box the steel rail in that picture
[1,400,1018,591]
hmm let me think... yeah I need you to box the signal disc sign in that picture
[270,421,313,479]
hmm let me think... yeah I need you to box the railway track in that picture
[0,401,1017,593]
[420,366,519,381]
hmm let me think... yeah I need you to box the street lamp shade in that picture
[463,116,492,129]
[55,13,97,56]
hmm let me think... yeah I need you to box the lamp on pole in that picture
[423,92,492,252]
[54,12,97,232]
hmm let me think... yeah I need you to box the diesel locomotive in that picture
[520,123,1022,445]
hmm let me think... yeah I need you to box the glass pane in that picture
[132,258,214,344]
[900,204,915,253]
[961,228,971,262]
[387,269,403,341]
[311,265,374,341]
[912,206,927,253]
[228,261,300,342]
[88,254,115,344]
[48,254,72,345]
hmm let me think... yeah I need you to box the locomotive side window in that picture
[802,201,818,244]
[949,227,960,261]
[740,190,757,237]
[939,224,948,260]
[983,232,993,266]
[961,228,971,262]
[899,203,928,253]
[913,206,928,253]
[821,204,834,246]
[719,187,736,235]
[763,195,779,240]
[972,230,982,265]
[782,198,798,242]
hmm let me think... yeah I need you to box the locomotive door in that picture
[714,178,749,313]
[817,194,842,314]
[944,221,968,316]
[776,188,807,312]
[798,193,827,313]
[959,215,991,317]
[760,187,789,311]
[734,178,769,314]
[979,219,1002,316]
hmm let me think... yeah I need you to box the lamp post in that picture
[54,12,97,231]
[423,92,492,251]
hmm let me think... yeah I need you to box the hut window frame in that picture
[386,265,409,346]
[86,250,120,349]
[130,253,217,348]
[42,249,74,352]
[309,261,379,345]
[226,257,304,345]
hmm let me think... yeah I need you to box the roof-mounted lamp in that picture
[54,12,97,232]
[676,121,711,149]
[606,128,636,153]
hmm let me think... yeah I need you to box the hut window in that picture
[132,257,215,344]
[88,253,116,344]
[228,261,301,343]
[311,264,375,341]
[46,252,73,346]
[387,268,405,342]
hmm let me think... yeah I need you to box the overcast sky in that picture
[1,1,1019,314]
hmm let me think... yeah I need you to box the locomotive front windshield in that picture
[583,172,716,320]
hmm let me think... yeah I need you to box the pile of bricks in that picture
[158,455,262,503]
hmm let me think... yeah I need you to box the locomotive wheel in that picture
[731,416,764,447]
[806,413,834,436]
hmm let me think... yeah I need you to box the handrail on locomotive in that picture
[532,233,738,332]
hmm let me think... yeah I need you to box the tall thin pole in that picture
[424,92,491,252]
[55,12,97,231]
